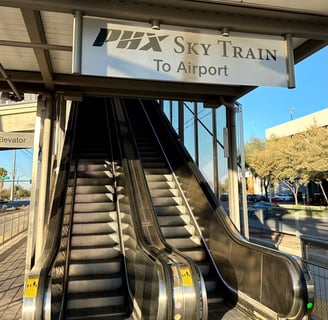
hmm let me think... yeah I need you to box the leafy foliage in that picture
[245,125,328,205]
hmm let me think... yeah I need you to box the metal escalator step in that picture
[72,222,117,235]
[145,174,173,182]
[70,247,121,261]
[75,193,115,203]
[146,180,176,189]
[149,189,179,198]
[161,224,195,237]
[139,156,163,163]
[76,177,114,186]
[71,234,119,248]
[73,211,117,223]
[75,185,115,194]
[74,202,115,213]
[143,167,170,175]
[155,205,186,216]
[69,260,122,277]
[66,292,125,311]
[165,235,202,249]
[65,304,129,320]
[77,170,114,179]
[78,152,110,158]
[78,158,112,165]
[157,214,190,226]
[179,248,206,262]
[67,276,123,294]
[152,196,183,206]
[77,163,112,172]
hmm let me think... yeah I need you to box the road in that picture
[249,210,328,241]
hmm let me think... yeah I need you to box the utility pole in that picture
[11,149,16,201]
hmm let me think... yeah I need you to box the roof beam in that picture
[20,8,55,91]
[2,0,328,40]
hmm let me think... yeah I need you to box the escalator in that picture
[123,101,225,317]
[63,102,129,318]
[122,98,315,320]
[23,98,207,320]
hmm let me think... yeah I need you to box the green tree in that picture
[246,124,328,206]
[300,125,328,205]
[270,135,308,205]
[0,167,8,199]
[245,137,275,200]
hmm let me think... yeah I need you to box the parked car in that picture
[247,194,266,202]
[272,194,293,202]
[248,201,282,219]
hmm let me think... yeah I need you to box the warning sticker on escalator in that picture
[24,278,39,298]
[179,267,193,286]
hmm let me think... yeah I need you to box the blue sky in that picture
[0,149,33,189]
[240,45,328,141]
[1,45,327,189]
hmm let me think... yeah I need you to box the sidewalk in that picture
[0,232,27,320]
[250,228,302,256]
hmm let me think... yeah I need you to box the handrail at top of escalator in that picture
[143,99,314,320]
[22,104,79,320]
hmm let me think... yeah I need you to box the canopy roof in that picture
[0,0,327,102]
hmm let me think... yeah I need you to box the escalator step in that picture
[77,162,112,172]
[152,196,183,206]
[71,234,119,248]
[178,248,206,262]
[67,277,123,294]
[77,170,114,179]
[76,177,114,186]
[157,214,190,226]
[69,260,122,277]
[165,235,201,249]
[74,202,115,213]
[65,305,129,320]
[70,247,121,261]
[149,189,179,198]
[74,193,115,203]
[66,294,125,311]
[161,224,195,238]
[75,185,115,194]
[145,174,173,182]
[72,222,117,235]
[154,205,187,216]
[146,180,176,190]
[73,211,117,223]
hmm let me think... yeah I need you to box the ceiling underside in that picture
[0,0,327,103]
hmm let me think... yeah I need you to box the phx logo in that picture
[93,28,169,52]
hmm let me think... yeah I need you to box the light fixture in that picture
[151,19,160,30]
[221,27,230,37]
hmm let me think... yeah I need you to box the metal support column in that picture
[212,108,219,197]
[226,106,240,231]
[178,101,184,143]
[35,95,53,259]
[194,102,199,167]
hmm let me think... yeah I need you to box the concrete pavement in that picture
[0,232,27,320]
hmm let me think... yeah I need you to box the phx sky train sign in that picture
[81,17,291,87]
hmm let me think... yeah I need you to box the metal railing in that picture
[0,208,29,246]
[301,237,328,320]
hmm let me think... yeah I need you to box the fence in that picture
[0,208,29,246]
[301,237,328,320]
